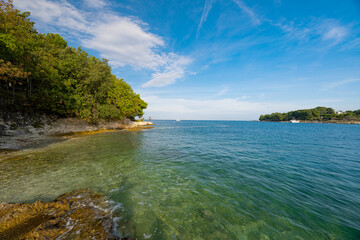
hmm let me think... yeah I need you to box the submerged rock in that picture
[0,188,123,240]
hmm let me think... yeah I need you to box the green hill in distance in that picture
[259,107,360,123]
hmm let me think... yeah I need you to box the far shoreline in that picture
[259,120,360,124]
[145,119,360,124]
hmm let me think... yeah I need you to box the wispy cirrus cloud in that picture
[15,0,191,87]
[214,86,229,97]
[273,21,311,41]
[340,37,360,51]
[274,18,350,46]
[320,23,349,44]
[232,0,261,25]
[196,0,214,39]
[142,54,192,87]
[321,78,360,91]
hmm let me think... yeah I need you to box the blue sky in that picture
[14,0,360,120]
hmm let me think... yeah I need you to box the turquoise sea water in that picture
[1,120,360,239]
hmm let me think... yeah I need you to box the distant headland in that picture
[259,106,360,124]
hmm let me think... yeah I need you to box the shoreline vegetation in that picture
[0,0,153,150]
[259,106,360,124]
[1,0,147,125]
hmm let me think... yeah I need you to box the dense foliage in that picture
[259,107,360,122]
[0,0,147,122]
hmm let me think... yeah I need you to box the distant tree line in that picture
[0,0,147,122]
[259,107,360,122]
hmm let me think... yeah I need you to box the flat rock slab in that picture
[0,188,124,240]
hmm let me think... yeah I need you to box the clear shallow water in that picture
[1,121,360,239]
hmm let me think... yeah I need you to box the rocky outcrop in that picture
[0,113,153,149]
[0,115,153,136]
[0,188,123,240]
[43,118,153,135]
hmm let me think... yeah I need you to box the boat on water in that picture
[290,119,300,123]
[176,119,181,122]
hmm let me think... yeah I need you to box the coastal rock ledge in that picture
[0,114,154,149]
[0,189,123,240]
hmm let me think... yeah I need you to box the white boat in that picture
[176,119,181,122]
[290,119,300,123]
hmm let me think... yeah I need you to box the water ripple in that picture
[1,121,359,239]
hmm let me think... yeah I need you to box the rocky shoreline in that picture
[0,115,152,239]
[0,188,123,240]
[0,114,153,150]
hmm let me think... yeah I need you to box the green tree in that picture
[0,0,147,122]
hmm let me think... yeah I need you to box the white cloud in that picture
[14,0,191,87]
[322,26,348,43]
[142,95,299,120]
[83,0,107,8]
[142,55,192,87]
[83,15,166,70]
[15,0,89,32]
[232,0,261,25]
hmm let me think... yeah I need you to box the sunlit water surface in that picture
[1,121,359,239]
